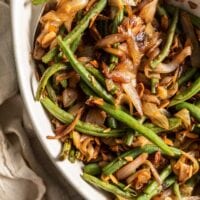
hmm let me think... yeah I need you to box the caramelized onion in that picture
[126,168,151,190]
[86,109,106,126]
[144,160,162,185]
[143,102,169,129]
[154,46,192,74]
[96,34,126,48]
[62,88,78,108]
[122,82,143,116]
[175,109,191,129]
[139,0,158,23]
[116,153,148,180]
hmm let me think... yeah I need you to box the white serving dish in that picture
[10,0,200,199]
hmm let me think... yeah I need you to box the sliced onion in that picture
[68,103,84,116]
[126,168,151,190]
[62,88,78,108]
[57,0,89,31]
[157,86,168,100]
[139,0,158,24]
[175,108,191,129]
[143,102,169,129]
[132,136,152,147]
[116,153,148,180]
[115,93,133,114]
[96,34,127,48]
[145,160,162,185]
[72,131,81,149]
[182,151,199,176]
[103,47,126,59]
[142,94,160,105]
[122,81,143,116]
[126,36,143,67]
[154,46,192,74]
[86,109,106,126]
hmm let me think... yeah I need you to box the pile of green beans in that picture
[33,0,200,199]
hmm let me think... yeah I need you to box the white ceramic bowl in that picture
[10,0,200,199]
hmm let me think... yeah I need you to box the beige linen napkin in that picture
[0,1,82,199]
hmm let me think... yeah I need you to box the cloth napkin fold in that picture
[0,1,82,199]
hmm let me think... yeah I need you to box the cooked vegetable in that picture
[173,181,182,200]
[170,76,200,106]
[41,97,124,137]
[136,165,172,200]
[58,37,115,104]
[82,173,136,199]
[91,98,176,156]
[150,8,179,69]
[36,63,68,100]
[176,102,200,122]
[33,0,200,199]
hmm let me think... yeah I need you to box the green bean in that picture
[83,163,101,176]
[107,117,117,129]
[176,102,200,122]
[70,33,83,53]
[79,81,96,96]
[85,66,119,94]
[163,176,176,188]
[170,76,200,107]
[59,140,71,160]
[150,8,179,69]
[96,100,176,156]
[42,48,58,64]
[109,8,124,70]
[111,8,124,34]
[144,118,182,134]
[114,182,137,195]
[41,97,125,137]
[137,176,176,200]
[124,117,145,146]
[102,145,160,175]
[196,101,200,108]
[38,64,57,103]
[36,63,68,100]
[85,66,106,86]
[42,27,82,64]
[69,149,76,163]
[136,165,172,200]
[173,182,181,200]
[57,38,115,104]
[146,165,172,194]
[82,173,136,199]
[124,131,134,146]
[178,68,197,86]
